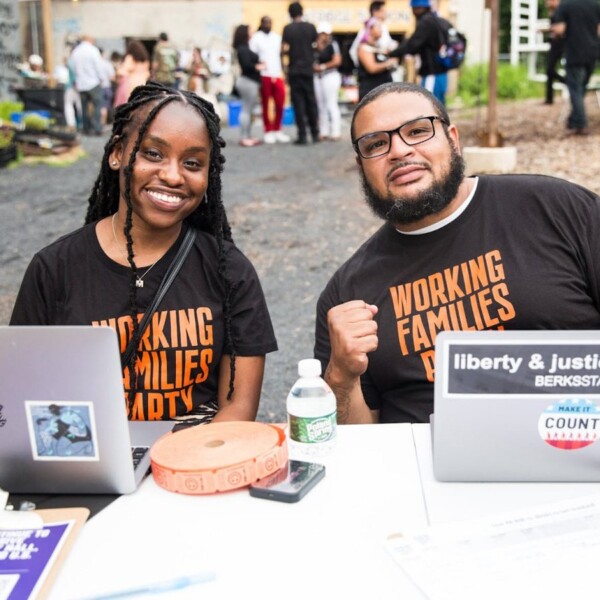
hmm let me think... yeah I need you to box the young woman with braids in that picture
[11,82,278,426]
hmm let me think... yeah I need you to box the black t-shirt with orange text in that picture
[11,224,278,420]
[315,175,600,423]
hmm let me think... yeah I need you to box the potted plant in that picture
[0,128,17,168]
[18,112,78,144]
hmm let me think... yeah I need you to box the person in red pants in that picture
[250,16,291,144]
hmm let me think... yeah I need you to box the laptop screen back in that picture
[0,326,171,494]
[433,330,600,482]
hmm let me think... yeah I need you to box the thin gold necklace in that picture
[111,213,158,288]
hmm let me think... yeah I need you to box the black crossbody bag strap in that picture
[121,227,196,369]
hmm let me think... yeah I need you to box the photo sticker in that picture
[25,401,99,461]
[538,398,600,450]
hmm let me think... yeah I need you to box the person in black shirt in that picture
[390,0,450,105]
[232,24,265,147]
[552,0,600,134]
[313,22,343,140]
[282,2,320,144]
[356,17,398,101]
[544,0,566,105]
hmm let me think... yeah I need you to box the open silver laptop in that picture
[0,326,173,494]
[432,330,600,482]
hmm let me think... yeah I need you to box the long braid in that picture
[121,95,179,411]
[181,93,238,400]
[84,81,240,414]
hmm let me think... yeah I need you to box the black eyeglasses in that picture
[353,116,449,159]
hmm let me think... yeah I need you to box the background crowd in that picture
[16,1,480,145]
[15,0,600,146]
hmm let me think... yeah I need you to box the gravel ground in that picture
[453,95,600,188]
[1,94,599,422]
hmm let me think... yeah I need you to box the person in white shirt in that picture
[313,22,343,140]
[55,50,81,129]
[349,1,398,67]
[70,35,105,135]
[250,16,290,144]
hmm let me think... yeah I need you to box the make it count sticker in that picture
[538,398,600,450]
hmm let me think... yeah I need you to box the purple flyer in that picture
[0,522,73,599]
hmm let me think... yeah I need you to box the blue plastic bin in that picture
[282,106,295,125]
[10,110,51,124]
[228,101,241,127]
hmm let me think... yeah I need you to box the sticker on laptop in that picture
[25,401,99,461]
[538,398,600,450]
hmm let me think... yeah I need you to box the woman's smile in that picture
[145,188,186,209]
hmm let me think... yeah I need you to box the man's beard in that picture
[360,145,465,226]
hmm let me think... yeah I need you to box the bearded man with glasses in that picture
[314,82,600,425]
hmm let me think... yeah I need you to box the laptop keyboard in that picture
[131,446,149,470]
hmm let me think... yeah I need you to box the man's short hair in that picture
[159,32,168,41]
[288,2,303,18]
[370,1,386,15]
[350,82,450,141]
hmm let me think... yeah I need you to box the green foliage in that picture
[0,128,15,149]
[452,62,544,107]
[0,101,24,122]
[23,113,50,131]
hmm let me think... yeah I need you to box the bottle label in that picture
[289,411,337,444]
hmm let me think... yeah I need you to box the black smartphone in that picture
[249,460,325,503]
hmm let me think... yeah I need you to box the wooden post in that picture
[487,0,499,147]
[40,0,55,85]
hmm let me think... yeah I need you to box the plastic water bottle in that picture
[286,359,337,459]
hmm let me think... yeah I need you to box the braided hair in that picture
[85,81,239,414]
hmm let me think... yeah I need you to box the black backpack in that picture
[434,16,467,71]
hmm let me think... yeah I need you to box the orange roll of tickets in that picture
[150,422,288,494]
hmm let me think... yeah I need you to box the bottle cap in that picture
[298,358,322,378]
